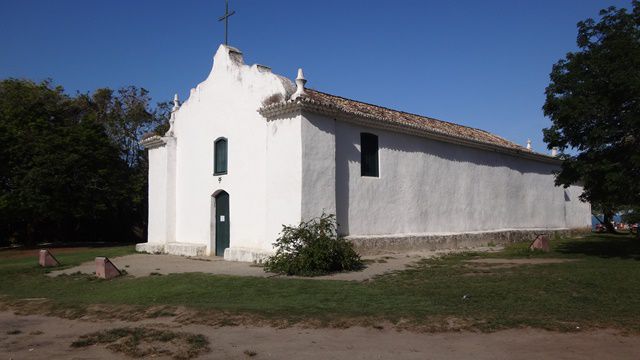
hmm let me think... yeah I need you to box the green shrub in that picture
[263,214,363,276]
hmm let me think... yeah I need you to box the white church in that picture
[136,45,591,261]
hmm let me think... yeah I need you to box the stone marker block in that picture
[95,257,121,279]
[530,234,550,252]
[39,249,60,267]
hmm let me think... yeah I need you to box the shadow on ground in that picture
[556,234,640,260]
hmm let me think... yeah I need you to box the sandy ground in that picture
[1,311,639,360]
[49,248,499,281]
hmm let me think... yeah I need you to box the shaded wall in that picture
[334,121,590,236]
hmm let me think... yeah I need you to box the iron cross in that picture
[218,0,236,45]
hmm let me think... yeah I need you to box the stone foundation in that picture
[224,247,274,263]
[135,227,591,261]
[135,242,206,257]
[347,228,590,255]
[135,243,165,254]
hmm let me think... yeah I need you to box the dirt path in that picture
[47,247,501,281]
[46,252,433,281]
[1,311,639,359]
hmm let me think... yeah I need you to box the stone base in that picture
[135,243,165,254]
[95,257,121,279]
[39,249,60,267]
[135,242,206,257]
[165,242,207,257]
[224,247,273,263]
[347,228,590,255]
[530,234,551,252]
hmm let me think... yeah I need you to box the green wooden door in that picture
[215,191,230,256]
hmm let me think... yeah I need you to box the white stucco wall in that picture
[265,114,303,245]
[327,120,591,236]
[301,113,337,220]
[169,45,293,256]
[147,144,168,245]
[563,185,592,229]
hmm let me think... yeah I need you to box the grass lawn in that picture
[1,234,639,332]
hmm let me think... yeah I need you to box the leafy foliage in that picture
[0,79,168,245]
[263,214,363,276]
[542,1,640,230]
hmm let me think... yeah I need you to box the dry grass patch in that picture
[71,326,209,360]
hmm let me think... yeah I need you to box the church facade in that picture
[137,45,591,261]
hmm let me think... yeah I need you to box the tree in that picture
[77,87,169,168]
[76,86,170,241]
[0,79,168,246]
[542,1,640,233]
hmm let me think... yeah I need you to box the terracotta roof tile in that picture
[305,89,526,151]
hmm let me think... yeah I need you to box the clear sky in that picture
[1,0,633,151]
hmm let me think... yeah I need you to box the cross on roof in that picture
[218,0,236,46]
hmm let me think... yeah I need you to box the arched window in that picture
[214,137,228,175]
[360,132,378,177]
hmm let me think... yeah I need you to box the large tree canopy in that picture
[0,79,168,245]
[543,1,640,230]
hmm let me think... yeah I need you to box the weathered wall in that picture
[332,120,591,236]
[349,228,590,255]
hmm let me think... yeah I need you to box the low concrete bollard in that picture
[530,234,551,252]
[95,257,122,279]
[38,249,60,267]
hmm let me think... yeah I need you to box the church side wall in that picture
[333,121,591,236]
[300,113,337,220]
[564,184,592,229]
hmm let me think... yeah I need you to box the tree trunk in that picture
[24,223,36,247]
[603,210,618,234]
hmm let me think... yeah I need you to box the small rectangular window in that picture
[214,138,227,175]
[361,133,379,177]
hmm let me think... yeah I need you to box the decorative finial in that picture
[291,68,308,100]
[165,94,180,137]
[526,139,532,150]
[172,94,180,112]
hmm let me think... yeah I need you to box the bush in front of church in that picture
[263,214,363,276]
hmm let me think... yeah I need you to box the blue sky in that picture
[1,0,633,151]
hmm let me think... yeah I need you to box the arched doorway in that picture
[212,191,230,256]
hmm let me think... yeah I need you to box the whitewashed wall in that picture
[326,119,591,236]
[564,185,592,229]
[170,45,292,257]
[147,144,168,245]
[301,113,337,220]
[265,114,303,246]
